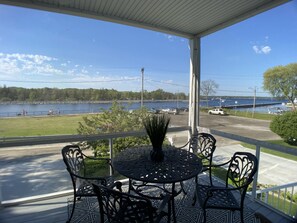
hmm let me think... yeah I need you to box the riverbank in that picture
[0,99,189,105]
[0,98,286,118]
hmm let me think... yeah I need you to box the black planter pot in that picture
[150,148,164,162]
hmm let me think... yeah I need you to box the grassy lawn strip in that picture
[201,108,275,120]
[241,141,297,162]
[225,109,275,120]
[0,115,91,137]
[263,192,297,217]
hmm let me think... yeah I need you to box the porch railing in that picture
[0,126,296,221]
[255,182,297,218]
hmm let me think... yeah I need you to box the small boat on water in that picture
[285,98,297,108]
[268,107,286,115]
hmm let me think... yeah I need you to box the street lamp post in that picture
[141,68,144,108]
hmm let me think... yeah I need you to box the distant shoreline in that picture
[0,96,279,105]
[0,99,189,105]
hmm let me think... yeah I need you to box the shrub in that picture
[77,101,150,156]
[270,111,297,146]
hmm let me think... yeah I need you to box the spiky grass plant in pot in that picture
[143,114,170,162]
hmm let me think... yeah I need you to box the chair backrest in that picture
[189,132,216,164]
[61,145,86,183]
[93,183,155,223]
[226,152,258,194]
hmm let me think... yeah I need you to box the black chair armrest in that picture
[204,184,250,197]
[174,140,190,149]
[71,171,109,184]
[82,153,111,162]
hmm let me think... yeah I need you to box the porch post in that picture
[188,37,201,135]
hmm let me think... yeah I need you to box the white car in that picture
[161,108,179,115]
[208,108,225,115]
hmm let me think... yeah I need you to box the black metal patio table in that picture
[113,146,202,223]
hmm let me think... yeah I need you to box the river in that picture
[0,98,288,117]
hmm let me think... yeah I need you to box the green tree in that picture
[270,111,297,145]
[200,80,219,107]
[263,63,297,111]
[77,101,150,156]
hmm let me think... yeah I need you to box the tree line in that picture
[0,86,188,102]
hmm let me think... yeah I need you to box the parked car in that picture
[208,108,225,115]
[161,108,179,115]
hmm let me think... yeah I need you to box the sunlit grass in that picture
[241,141,297,162]
[0,115,88,137]
[262,192,297,217]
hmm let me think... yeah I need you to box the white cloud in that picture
[166,35,174,42]
[0,53,61,77]
[251,36,272,55]
[252,45,271,54]
[0,52,173,91]
[252,46,261,54]
[261,46,271,54]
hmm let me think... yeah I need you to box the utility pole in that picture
[141,68,144,108]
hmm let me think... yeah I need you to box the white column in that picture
[188,37,201,135]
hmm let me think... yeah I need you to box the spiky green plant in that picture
[143,114,170,150]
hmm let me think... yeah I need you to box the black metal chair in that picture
[195,152,258,223]
[92,182,170,223]
[178,132,217,198]
[61,145,114,223]
[185,132,216,178]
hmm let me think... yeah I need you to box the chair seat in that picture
[197,184,240,210]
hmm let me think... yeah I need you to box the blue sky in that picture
[0,1,296,97]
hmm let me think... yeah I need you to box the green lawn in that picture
[262,192,297,217]
[0,115,86,137]
[201,108,276,120]
[241,141,297,162]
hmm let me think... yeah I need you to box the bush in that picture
[270,111,297,145]
[77,101,150,156]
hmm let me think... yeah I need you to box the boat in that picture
[285,98,297,108]
[268,107,285,115]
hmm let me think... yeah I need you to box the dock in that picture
[222,102,281,109]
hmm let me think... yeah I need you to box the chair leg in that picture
[67,196,77,223]
[203,209,206,223]
[180,181,187,195]
[192,175,198,206]
[240,210,244,223]
[128,178,133,193]
[167,198,171,223]
[192,192,197,206]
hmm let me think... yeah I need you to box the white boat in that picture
[285,98,297,108]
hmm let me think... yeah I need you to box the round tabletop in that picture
[113,146,202,184]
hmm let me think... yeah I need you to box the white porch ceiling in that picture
[0,0,290,38]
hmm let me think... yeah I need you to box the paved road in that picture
[0,113,294,201]
[169,112,281,146]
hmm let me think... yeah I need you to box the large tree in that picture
[263,63,297,110]
[200,80,219,107]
